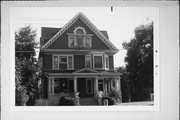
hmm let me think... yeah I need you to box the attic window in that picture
[68,26,92,48]
[74,27,86,34]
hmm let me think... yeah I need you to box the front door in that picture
[77,78,94,98]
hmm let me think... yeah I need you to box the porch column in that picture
[51,78,54,93]
[73,77,78,93]
[115,76,121,91]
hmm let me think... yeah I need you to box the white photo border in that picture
[2,1,178,113]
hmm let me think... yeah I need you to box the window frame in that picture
[85,55,92,68]
[93,54,104,69]
[105,55,109,70]
[53,55,74,70]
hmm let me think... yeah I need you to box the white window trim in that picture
[68,36,76,47]
[86,79,93,94]
[105,55,109,70]
[93,54,104,69]
[53,55,59,70]
[84,36,92,47]
[52,54,74,70]
[85,55,92,68]
[73,26,86,35]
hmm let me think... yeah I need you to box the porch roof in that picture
[47,68,121,78]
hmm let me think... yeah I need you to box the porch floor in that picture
[80,98,98,106]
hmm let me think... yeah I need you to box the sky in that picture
[11,7,158,67]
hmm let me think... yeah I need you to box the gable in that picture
[73,68,98,73]
[47,18,110,50]
[41,12,118,52]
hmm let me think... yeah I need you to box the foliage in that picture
[122,22,153,101]
[108,88,122,103]
[15,25,39,106]
[58,96,79,106]
[102,96,116,105]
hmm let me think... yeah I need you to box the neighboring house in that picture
[39,12,121,105]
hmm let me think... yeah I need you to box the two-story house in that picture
[39,12,121,105]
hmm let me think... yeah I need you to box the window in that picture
[98,79,104,91]
[76,36,84,46]
[105,55,109,69]
[53,55,73,70]
[94,55,103,69]
[68,26,92,48]
[59,56,67,69]
[68,36,76,46]
[85,55,91,68]
[53,56,58,69]
[68,56,73,69]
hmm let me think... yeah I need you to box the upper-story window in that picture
[53,55,73,70]
[68,26,92,48]
[93,54,103,69]
[105,55,109,69]
[85,55,91,68]
[93,53,109,70]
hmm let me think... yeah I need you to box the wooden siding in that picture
[43,54,52,69]
[74,55,85,69]
[47,19,110,50]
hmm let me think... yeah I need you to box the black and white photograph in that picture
[1,1,179,120]
[13,7,157,107]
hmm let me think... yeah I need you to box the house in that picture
[39,12,121,105]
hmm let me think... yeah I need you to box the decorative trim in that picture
[41,12,118,52]
[73,68,98,73]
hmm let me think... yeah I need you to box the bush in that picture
[102,96,116,105]
[58,96,79,106]
[109,88,122,103]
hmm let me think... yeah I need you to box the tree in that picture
[122,22,153,101]
[15,25,39,106]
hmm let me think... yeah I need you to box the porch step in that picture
[80,98,98,106]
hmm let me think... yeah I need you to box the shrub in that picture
[102,96,116,105]
[109,88,122,103]
[58,96,79,106]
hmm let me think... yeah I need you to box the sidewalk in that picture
[119,101,154,106]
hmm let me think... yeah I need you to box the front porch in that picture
[40,68,121,105]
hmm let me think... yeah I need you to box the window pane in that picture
[94,56,103,68]
[59,64,67,69]
[59,56,67,69]
[60,78,68,93]
[85,55,91,68]
[76,36,83,46]
[76,29,84,34]
[69,36,75,46]
[106,56,109,68]
[68,56,73,69]
[59,56,67,63]
[53,56,58,69]
[54,78,61,93]
[85,37,91,47]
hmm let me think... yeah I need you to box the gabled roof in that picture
[41,12,118,52]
